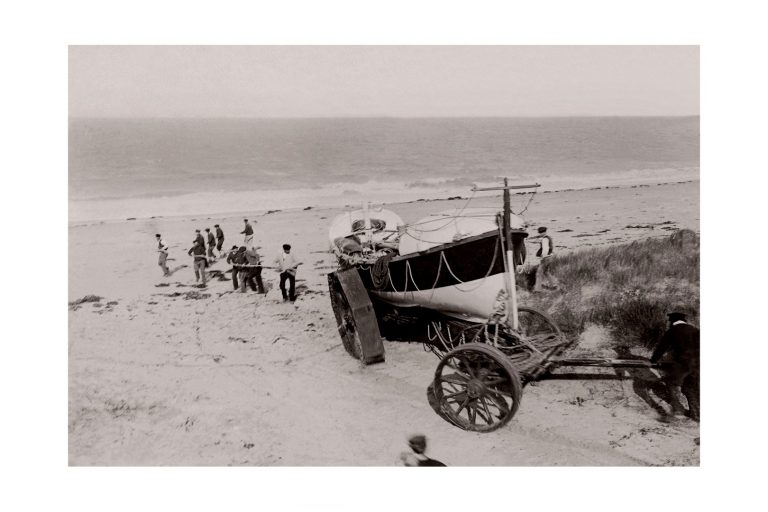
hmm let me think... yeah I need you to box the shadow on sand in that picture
[611,347,675,419]
[165,264,188,277]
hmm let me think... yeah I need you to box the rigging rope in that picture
[439,241,499,292]
[399,190,531,247]
[380,236,500,296]
[512,189,537,216]
[401,190,477,232]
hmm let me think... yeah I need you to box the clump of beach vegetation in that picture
[519,230,699,350]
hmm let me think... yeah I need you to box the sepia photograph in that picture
[68,45,701,467]
[7,0,768,509]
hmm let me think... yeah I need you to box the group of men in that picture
[224,242,302,301]
[156,219,302,301]
[226,244,265,294]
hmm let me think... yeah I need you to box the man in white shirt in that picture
[274,243,301,301]
[156,234,170,277]
[533,226,553,292]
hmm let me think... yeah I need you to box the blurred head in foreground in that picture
[667,312,687,323]
[408,434,427,454]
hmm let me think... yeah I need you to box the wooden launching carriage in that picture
[328,179,667,432]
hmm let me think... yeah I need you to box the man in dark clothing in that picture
[651,312,700,421]
[234,246,257,292]
[397,435,446,467]
[205,228,216,261]
[243,246,266,294]
[194,229,205,249]
[226,245,245,290]
[535,226,553,258]
[241,218,255,248]
[215,224,225,256]
[234,246,259,294]
[188,238,208,285]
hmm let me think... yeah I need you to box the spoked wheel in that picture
[433,343,522,432]
[328,273,364,360]
[517,306,565,350]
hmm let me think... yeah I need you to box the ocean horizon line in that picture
[68,114,701,121]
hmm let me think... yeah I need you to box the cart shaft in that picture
[549,357,669,369]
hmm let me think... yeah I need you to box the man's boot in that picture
[669,385,688,418]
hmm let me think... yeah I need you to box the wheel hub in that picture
[466,379,485,398]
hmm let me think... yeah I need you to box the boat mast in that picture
[502,178,519,330]
[363,201,372,249]
[472,180,540,332]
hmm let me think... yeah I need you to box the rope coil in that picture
[370,253,394,290]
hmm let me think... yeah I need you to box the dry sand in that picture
[68,181,700,466]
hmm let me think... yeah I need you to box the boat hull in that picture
[357,230,524,322]
[372,274,507,322]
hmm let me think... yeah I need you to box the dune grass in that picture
[518,230,699,349]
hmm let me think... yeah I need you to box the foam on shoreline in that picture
[69,167,699,224]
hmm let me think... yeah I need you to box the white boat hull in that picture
[371,273,506,323]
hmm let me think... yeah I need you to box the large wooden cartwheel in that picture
[328,270,385,364]
[516,306,563,349]
[433,343,522,432]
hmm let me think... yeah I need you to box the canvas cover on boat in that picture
[328,208,404,249]
[398,208,525,255]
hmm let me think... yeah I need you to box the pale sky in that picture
[69,46,699,118]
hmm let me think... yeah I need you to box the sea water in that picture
[69,117,699,222]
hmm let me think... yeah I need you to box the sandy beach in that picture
[68,180,700,466]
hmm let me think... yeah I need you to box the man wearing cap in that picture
[226,245,245,290]
[274,243,301,301]
[205,228,216,262]
[156,234,170,277]
[194,229,205,249]
[243,245,266,294]
[215,224,225,256]
[533,226,553,292]
[397,435,446,467]
[188,236,208,286]
[651,312,700,421]
[241,219,255,249]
